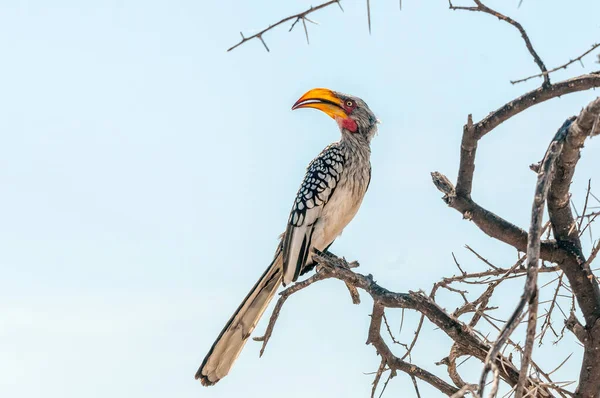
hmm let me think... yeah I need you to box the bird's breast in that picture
[313,165,370,249]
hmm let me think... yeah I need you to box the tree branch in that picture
[432,171,564,264]
[565,312,586,344]
[512,43,600,85]
[478,118,571,397]
[226,0,343,52]
[314,253,542,392]
[545,97,600,398]
[369,303,460,396]
[448,0,550,87]
[475,73,600,140]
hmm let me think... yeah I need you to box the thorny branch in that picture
[226,0,343,52]
[448,0,550,87]
[254,251,567,397]
[512,43,600,85]
[433,90,600,396]
[252,201,600,396]
[478,119,573,398]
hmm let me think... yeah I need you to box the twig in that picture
[371,359,388,398]
[382,311,403,345]
[465,245,500,270]
[564,312,586,343]
[437,344,469,388]
[548,353,573,376]
[488,363,501,398]
[227,0,343,52]
[539,273,564,344]
[516,296,538,398]
[578,180,593,232]
[450,384,480,398]
[410,375,422,398]
[579,213,599,239]
[448,0,550,87]
[479,118,572,397]
[512,43,600,85]
[367,303,460,396]
[452,252,468,276]
[585,241,600,270]
[252,269,332,355]
[400,312,424,362]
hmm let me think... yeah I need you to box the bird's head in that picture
[292,88,378,142]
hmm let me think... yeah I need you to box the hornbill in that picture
[196,88,378,386]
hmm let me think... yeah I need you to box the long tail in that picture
[196,250,282,386]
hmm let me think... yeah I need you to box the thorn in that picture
[367,0,372,34]
[258,35,270,52]
[289,17,300,32]
[336,0,344,12]
[240,32,244,39]
[304,17,319,25]
[302,18,309,45]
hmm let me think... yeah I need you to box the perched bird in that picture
[196,88,378,386]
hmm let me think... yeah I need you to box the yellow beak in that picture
[291,88,348,119]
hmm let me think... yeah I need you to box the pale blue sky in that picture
[1,1,599,397]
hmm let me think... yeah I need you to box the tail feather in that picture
[196,251,282,386]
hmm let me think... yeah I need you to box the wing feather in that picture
[282,144,345,285]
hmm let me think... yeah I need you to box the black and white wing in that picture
[281,144,345,285]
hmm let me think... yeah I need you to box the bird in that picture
[196,88,378,386]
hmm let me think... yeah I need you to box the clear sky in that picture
[1,1,600,397]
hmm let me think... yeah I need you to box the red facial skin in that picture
[336,100,358,132]
[338,117,358,132]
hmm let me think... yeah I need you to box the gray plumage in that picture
[196,90,378,386]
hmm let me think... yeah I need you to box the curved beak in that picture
[291,88,347,119]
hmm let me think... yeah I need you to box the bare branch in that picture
[448,0,550,87]
[548,99,600,327]
[314,252,538,391]
[512,43,600,85]
[579,180,593,233]
[368,303,460,396]
[465,245,500,270]
[450,384,480,398]
[437,344,470,388]
[252,269,331,355]
[479,118,572,397]
[227,0,342,52]
[371,359,387,398]
[475,74,600,141]
[432,171,564,264]
[540,273,564,344]
[411,374,422,398]
[565,313,586,343]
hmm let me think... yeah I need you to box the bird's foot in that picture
[312,249,359,270]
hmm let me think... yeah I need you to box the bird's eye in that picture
[346,100,354,107]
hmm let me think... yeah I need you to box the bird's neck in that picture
[339,129,371,160]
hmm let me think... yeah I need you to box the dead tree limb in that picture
[448,0,550,87]
[368,303,460,396]
[512,43,600,85]
[478,119,573,398]
[548,98,600,398]
[226,0,343,52]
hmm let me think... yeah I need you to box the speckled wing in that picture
[282,144,345,285]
